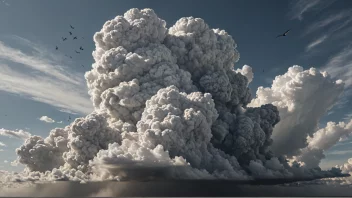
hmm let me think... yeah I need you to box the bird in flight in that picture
[276,29,291,38]
[69,32,73,35]
[70,25,75,29]
[79,46,84,50]
[73,36,77,40]
[62,37,67,41]
[55,46,58,50]
[75,50,80,54]
[67,116,71,122]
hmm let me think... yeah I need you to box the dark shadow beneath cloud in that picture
[1,180,352,197]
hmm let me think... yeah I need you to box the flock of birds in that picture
[53,26,290,73]
[2,28,292,121]
[55,25,86,68]
[55,25,85,122]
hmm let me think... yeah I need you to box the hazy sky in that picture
[0,0,352,171]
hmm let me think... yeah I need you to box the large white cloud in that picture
[1,8,349,183]
[249,66,344,157]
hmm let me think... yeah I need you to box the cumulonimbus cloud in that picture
[0,8,349,184]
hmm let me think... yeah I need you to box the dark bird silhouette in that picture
[276,29,291,38]
[62,37,67,41]
[68,116,71,122]
[69,31,73,35]
[79,46,84,50]
[73,36,77,40]
[55,46,58,50]
[70,25,75,29]
[75,50,80,54]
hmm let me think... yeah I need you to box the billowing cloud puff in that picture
[249,66,344,157]
[293,119,352,168]
[340,158,352,174]
[236,65,253,84]
[16,127,68,172]
[3,8,348,183]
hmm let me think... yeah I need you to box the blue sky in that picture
[0,0,352,171]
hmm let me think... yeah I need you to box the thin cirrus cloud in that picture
[0,41,81,85]
[319,44,352,113]
[303,9,352,52]
[303,9,352,36]
[0,128,31,140]
[325,150,352,156]
[322,44,352,90]
[305,35,328,51]
[0,36,93,115]
[0,141,6,147]
[1,0,10,6]
[288,0,337,21]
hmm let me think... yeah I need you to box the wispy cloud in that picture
[322,44,352,89]
[0,36,93,115]
[319,44,352,112]
[336,140,352,146]
[0,128,31,140]
[59,108,79,115]
[0,142,6,147]
[306,35,328,51]
[0,64,92,115]
[303,9,352,37]
[1,0,10,6]
[39,116,55,123]
[344,112,352,121]
[325,150,352,156]
[288,0,336,21]
[289,0,321,20]
[0,42,81,85]
[302,9,352,53]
